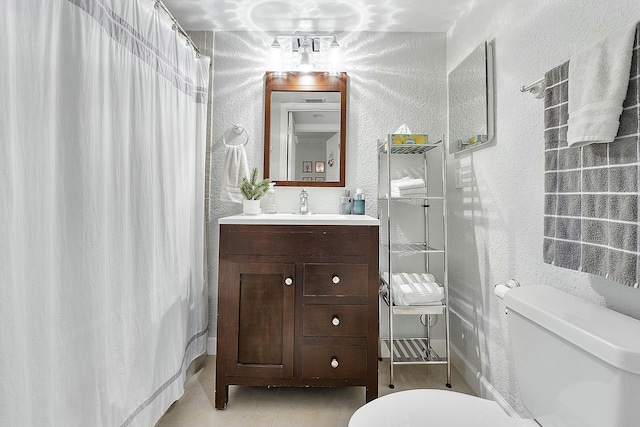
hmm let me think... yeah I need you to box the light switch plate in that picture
[455,168,463,189]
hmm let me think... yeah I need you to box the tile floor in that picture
[156,356,475,427]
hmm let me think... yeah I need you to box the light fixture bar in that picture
[266,34,342,73]
[292,37,320,53]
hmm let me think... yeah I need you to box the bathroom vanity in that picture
[215,214,379,409]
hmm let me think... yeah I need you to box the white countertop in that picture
[219,213,379,226]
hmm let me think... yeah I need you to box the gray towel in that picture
[543,24,640,287]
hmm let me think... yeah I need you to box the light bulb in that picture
[297,37,315,71]
[267,37,283,72]
[328,35,341,73]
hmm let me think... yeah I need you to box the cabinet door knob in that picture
[332,316,340,326]
[332,275,340,284]
[284,277,293,286]
[331,358,339,369]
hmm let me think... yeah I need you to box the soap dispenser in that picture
[264,182,277,214]
[352,189,365,215]
[339,190,352,215]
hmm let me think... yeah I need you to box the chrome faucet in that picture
[299,188,309,215]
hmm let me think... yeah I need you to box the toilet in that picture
[350,286,640,427]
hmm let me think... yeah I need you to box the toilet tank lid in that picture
[504,286,640,375]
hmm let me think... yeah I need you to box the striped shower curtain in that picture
[0,1,209,425]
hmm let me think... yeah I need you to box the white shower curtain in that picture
[0,1,209,426]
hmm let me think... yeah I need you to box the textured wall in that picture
[446,0,640,416]
[207,31,447,351]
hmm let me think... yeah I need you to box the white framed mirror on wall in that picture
[449,40,495,154]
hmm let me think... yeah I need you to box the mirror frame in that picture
[448,40,495,155]
[264,71,347,187]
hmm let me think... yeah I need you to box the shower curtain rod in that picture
[154,0,201,56]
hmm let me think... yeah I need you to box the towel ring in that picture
[223,124,249,147]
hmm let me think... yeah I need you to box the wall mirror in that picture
[449,41,495,154]
[264,71,347,187]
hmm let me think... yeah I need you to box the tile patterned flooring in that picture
[156,356,475,427]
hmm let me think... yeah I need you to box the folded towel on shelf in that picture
[398,188,428,197]
[383,272,444,305]
[390,189,428,197]
[567,23,637,147]
[220,144,250,203]
[393,177,426,190]
[390,177,427,197]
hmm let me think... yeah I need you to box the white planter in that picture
[242,199,261,215]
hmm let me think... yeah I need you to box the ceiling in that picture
[161,0,475,33]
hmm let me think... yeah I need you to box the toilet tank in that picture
[504,286,640,427]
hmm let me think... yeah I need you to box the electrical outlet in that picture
[455,168,463,189]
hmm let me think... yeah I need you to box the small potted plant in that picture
[240,167,270,214]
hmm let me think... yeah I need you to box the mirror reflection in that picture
[264,72,347,187]
[269,91,341,182]
[449,41,495,154]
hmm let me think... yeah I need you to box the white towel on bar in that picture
[220,144,250,203]
[567,23,637,147]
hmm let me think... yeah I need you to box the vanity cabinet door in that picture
[226,262,295,378]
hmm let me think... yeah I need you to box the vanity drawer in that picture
[303,263,369,297]
[302,345,367,379]
[303,305,368,337]
[221,225,372,257]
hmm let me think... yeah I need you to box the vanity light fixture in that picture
[266,34,342,73]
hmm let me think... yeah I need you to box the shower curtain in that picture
[0,1,209,426]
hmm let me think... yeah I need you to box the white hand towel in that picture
[567,23,638,147]
[395,178,426,190]
[390,177,426,197]
[398,188,428,197]
[392,273,443,305]
[220,145,250,203]
[390,177,411,186]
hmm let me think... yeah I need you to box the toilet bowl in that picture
[349,389,538,427]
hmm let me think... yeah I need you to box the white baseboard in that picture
[450,344,519,417]
[207,337,216,355]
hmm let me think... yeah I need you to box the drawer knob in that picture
[331,358,339,369]
[332,316,340,326]
[285,277,293,286]
[332,275,340,284]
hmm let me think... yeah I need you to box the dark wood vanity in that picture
[215,220,379,409]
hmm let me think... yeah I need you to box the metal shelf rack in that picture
[377,134,451,388]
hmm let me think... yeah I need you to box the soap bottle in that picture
[339,189,352,215]
[264,182,277,214]
[352,189,365,215]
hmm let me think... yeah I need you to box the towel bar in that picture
[222,124,249,146]
[520,77,545,98]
